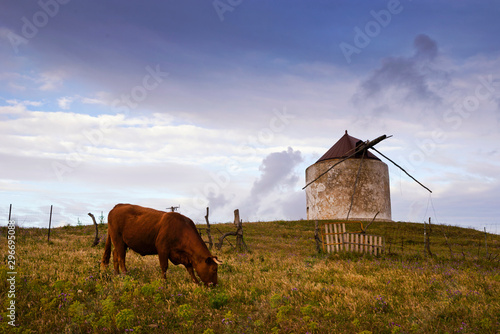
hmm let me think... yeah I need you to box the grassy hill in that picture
[1,220,499,333]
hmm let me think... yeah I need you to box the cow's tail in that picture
[101,232,112,269]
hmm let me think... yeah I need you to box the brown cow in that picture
[101,204,221,286]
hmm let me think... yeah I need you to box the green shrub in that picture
[177,304,192,320]
[276,305,292,322]
[115,308,135,330]
[95,314,113,329]
[301,304,314,317]
[209,292,229,309]
[270,293,287,308]
[140,283,155,297]
[101,296,115,316]
[68,301,85,324]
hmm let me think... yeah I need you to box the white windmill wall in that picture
[305,158,391,221]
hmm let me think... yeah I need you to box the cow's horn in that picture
[213,257,223,265]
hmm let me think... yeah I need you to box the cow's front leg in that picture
[158,251,169,279]
[185,265,200,285]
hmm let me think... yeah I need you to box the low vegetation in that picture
[1,219,499,333]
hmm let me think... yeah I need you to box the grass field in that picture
[1,219,499,333]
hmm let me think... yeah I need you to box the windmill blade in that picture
[370,147,432,193]
[302,154,354,190]
[365,134,391,149]
[303,134,391,190]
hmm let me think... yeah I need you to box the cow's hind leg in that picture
[112,241,128,275]
[158,254,169,279]
[113,249,120,274]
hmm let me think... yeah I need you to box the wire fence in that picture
[382,221,500,262]
[2,204,500,236]
[315,219,500,264]
[2,205,107,228]
[484,223,500,235]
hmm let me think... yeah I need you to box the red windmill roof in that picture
[316,130,381,163]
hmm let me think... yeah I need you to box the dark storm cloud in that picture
[413,34,438,61]
[250,147,303,199]
[239,147,303,219]
[207,192,231,213]
[354,34,445,105]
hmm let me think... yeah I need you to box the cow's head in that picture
[196,256,222,287]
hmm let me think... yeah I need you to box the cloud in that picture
[38,70,66,91]
[206,192,232,213]
[1,2,500,229]
[57,93,110,110]
[413,34,438,61]
[81,94,109,105]
[259,190,306,221]
[57,96,73,110]
[353,34,446,107]
[250,147,303,198]
[0,100,27,115]
[239,147,303,219]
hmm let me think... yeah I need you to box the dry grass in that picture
[1,220,499,333]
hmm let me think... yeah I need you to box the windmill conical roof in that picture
[316,130,381,163]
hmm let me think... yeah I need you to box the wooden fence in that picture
[322,222,385,255]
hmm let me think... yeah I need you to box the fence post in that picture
[442,228,454,259]
[484,227,488,258]
[324,224,329,253]
[342,223,346,251]
[314,221,322,253]
[425,217,433,257]
[333,224,338,251]
[48,205,53,242]
[205,207,213,250]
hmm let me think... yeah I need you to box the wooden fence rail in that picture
[322,222,385,255]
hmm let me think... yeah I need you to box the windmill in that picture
[303,132,431,221]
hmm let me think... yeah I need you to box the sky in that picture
[1,0,499,232]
